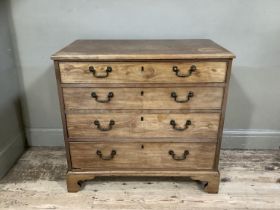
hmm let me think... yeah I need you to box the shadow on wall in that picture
[24,64,64,146]
[222,66,254,149]
[0,0,26,178]
[0,95,27,178]
[5,1,63,147]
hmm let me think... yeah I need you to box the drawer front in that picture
[63,87,223,110]
[66,113,220,139]
[70,142,216,170]
[59,62,227,83]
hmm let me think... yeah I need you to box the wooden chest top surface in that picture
[51,39,235,60]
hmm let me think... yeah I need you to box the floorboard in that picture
[0,148,279,209]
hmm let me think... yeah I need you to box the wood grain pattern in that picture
[66,113,220,138]
[52,39,234,193]
[191,171,220,193]
[67,173,95,193]
[69,142,216,170]
[59,62,227,83]
[61,82,226,88]
[51,39,235,60]
[214,60,232,170]
[67,137,217,143]
[66,109,221,114]
[63,87,224,110]
[67,170,220,193]
[4,148,279,202]
[54,61,72,170]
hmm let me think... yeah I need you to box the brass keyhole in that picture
[141,66,144,72]
[141,144,144,149]
[141,116,144,121]
[141,91,144,96]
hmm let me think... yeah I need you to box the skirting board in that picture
[0,132,25,179]
[26,128,65,147]
[222,129,280,149]
[26,128,280,149]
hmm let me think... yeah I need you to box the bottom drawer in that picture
[70,142,216,170]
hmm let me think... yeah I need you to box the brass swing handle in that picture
[171,91,194,103]
[173,65,196,77]
[96,150,116,160]
[170,120,191,131]
[89,66,112,78]
[91,92,114,103]
[94,120,115,131]
[168,150,189,161]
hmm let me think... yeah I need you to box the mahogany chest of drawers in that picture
[51,39,235,193]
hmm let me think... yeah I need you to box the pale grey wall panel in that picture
[9,0,280,148]
[0,0,26,178]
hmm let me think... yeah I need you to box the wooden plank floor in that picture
[0,147,279,210]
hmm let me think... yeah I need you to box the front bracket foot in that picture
[191,171,220,193]
[67,173,95,192]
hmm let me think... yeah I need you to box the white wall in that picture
[9,0,280,148]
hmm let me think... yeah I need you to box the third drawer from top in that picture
[66,113,220,139]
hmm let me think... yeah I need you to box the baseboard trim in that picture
[26,128,64,146]
[26,128,280,149]
[222,129,280,149]
[223,129,280,137]
[0,132,25,179]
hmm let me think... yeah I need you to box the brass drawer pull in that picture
[171,91,194,103]
[173,65,196,77]
[91,92,114,103]
[94,120,115,131]
[96,150,116,160]
[89,66,112,78]
[168,150,189,161]
[170,120,191,131]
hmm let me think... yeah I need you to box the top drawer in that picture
[59,62,227,84]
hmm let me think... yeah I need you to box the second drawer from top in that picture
[63,87,224,110]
